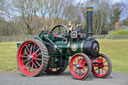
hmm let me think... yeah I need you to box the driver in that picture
[68,21,76,33]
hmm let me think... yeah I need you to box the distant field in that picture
[0,40,128,73]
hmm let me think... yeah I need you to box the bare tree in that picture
[12,0,43,35]
[0,0,18,37]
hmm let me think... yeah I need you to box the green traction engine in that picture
[17,7,112,80]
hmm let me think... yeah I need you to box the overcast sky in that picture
[76,0,125,4]
[113,0,121,3]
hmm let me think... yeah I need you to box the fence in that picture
[0,35,128,42]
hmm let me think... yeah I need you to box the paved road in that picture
[0,71,128,85]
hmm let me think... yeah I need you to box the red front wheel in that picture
[70,53,91,80]
[92,53,112,78]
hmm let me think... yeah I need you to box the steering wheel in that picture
[50,24,68,38]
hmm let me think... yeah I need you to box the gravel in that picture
[0,71,128,85]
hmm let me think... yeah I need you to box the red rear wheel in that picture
[70,53,91,80]
[92,53,112,78]
[17,39,49,76]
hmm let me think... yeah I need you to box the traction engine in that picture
[17,7,112,80]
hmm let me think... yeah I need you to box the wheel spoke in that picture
[77,69,80,75]
[102,67,104,74]
[32,62,38,70]
[35,61,41,67]
[73,60,77,64]
[36,53,42,57]
[82,68,87,73]
[25,61,30,67]
[25,45,30,54]
[98,69,100,74]
[75,58,78,64]
[34,58,42,61]
[74,68,77,72]
[31,63,33,73]
[103,60,107,64]
[79,69,83,76]
[81,65,88,68]
[103,68,108,72]
[79,58,83,64]
[33,48,40,55]
[30,45,33,54]
[77,57,80,64]
[24,49,29,56]
[73,64,76,67]
[28,62,31,72]
[94,67,99,71]
[23,59,29,63]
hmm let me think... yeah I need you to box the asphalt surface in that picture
[0,71,128,85]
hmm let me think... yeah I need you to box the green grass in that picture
[0,42,18,72]
[98,39,128,73]
[0,40,128,73]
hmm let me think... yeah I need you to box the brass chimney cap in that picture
[86,7,94,11]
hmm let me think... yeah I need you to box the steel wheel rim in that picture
[18,40,43,76]
[70,55,89,79]
[92,55,109,77]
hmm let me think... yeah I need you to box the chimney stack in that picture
[86,7,94,39]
